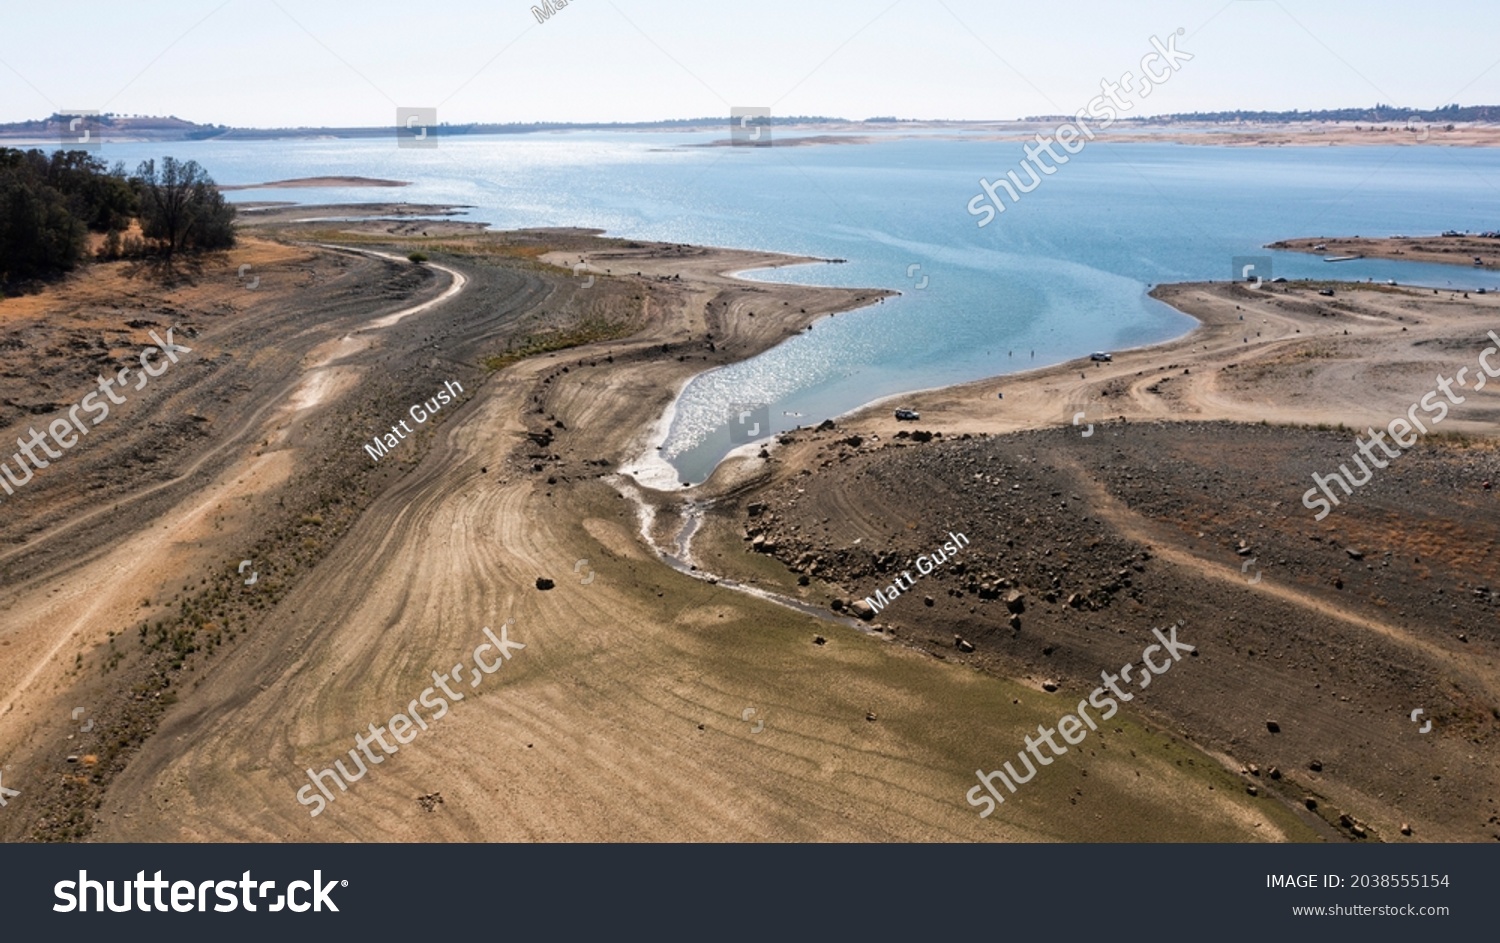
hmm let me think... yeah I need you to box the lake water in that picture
[91,132,1500,486]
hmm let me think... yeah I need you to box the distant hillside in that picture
[0,113,231,143]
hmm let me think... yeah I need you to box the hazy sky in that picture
[3,1,1497,127]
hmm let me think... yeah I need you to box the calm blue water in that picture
[89,132,1500,485]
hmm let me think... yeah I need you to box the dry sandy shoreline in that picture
[687,273,1499,843]
[1269,234,1500,272]
[1,210,1492,843]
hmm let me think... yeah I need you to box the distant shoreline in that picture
[6,120,1500,148]
[218,176,410,191]
[1269,234,1500,270]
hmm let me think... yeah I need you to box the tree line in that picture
[0,149,235,287]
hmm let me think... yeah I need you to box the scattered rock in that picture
[1309,759,1322,772]
[1400,822,1412,836]
[865,711,877,722]
[955,636,975,653]
[1246,784,1259,796]
[535,577,555,590]
[1345,548,1365,560]
[1005,590,1026,614]
[1266,720,1281,733]
[417,792,444,812]
[1268,766,1281,780]
[849,600,875,620]
[1041,680,1059,692]
[1304,797,1318,809]
[813,635,826,645]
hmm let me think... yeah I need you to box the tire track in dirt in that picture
[0,248,465,787]
[1051,451,1497,700]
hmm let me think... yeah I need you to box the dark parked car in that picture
[1089,351,1112,362]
